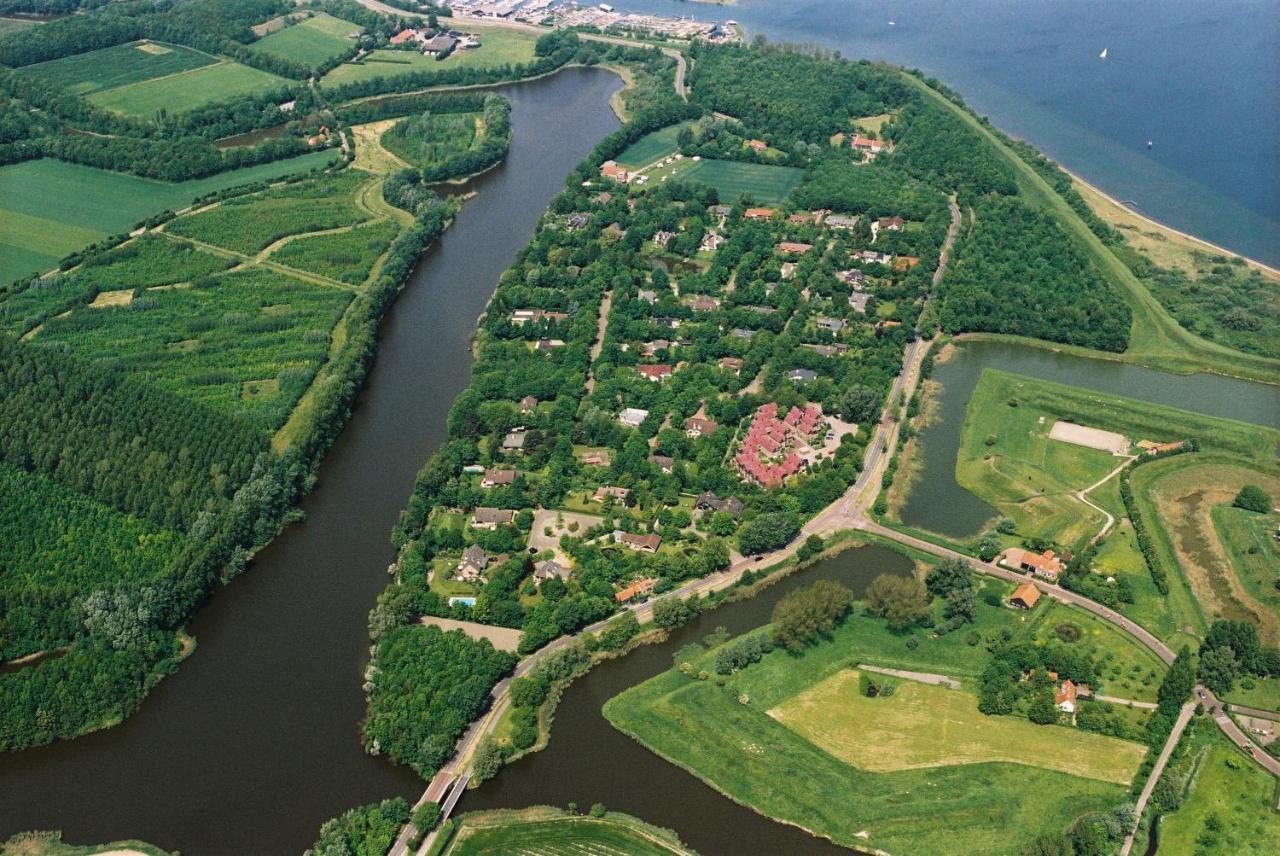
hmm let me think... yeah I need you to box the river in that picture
[0,67,623,856]
[616,0,1280,267]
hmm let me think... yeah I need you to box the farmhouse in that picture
[471,507,515,529]
[686,295,720,312]
[600,160,630,182]
[700,232,726,252]
[826,213,858,229]
[876,216,905,231]
[696,491,744,519]
[1000,548,1065,582]
[502,430,527,453]
[744,207,774,220]
[747,139,768,151]
[389,28,419,45]
[779,241,813,255]
[616,531,662,553]
[579,449,612,467]
[420,33,457,55]
[851,134,886,154]
[719,356,744,375]
[456,544,490,583]
[1010,582,1041,609]
[595,485,632,503]
[684,416,719,438]
[615,577,657,603]
[1055,679,1079,714]
[619,407,650,428]
[635,364,674,382]
[481,468,516,488]
[788,212,816,224]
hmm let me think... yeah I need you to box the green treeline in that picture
[938,195,1132,351]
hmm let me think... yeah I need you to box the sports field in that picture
[770,669,1144,784]
[249,13,359,68]
[681,158,802,205]
[440,807,694,856]
[320,25,538,88]
[615,122,693,169]
[0,153,338,283]
[21,41,216,95]
[89,60,289,117]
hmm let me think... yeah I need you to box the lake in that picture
[616,0,1280,266]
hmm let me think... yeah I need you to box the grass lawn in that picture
[680,158,803,206]
[439,807,693,855]
[770,669,1144,784]
[956,369,1120,549]
[605,606,1133,855]
[0,153,337,283]
[1134,456,1280,646]
[1027,601,1166,702]
[21,40,216,95]
[1156,725,1280,856]
[321,25,538,89]
[1225,676,1280,713]
[615,121,695,169]
[248,12,359,68]
[88,60,289,117]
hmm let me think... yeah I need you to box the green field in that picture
[0,17,37,36]
[320,25,538,88]
[439,807,694,856]
[21,40,217,95]
[605,606,1134,856]
[249,13,359,68]
[1214,505,1280,636]
[0,153,338,283]
[772,669,1144,783]
[89,60,289,117]
[1155,726,1280,856]
[679,158,803,206]
[957,369,1120,548]
[615,121,694,169]
[1027,601,1166,702]
[164,171,370,255]
[268,219,400,285]
[29,265,351,430]
[381,111,479,170]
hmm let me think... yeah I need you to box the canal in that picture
[0,67,623,856]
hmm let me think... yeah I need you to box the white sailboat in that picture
[1099,47,1108,60]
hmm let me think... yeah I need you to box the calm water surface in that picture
[0,67,622,856]
[619,0,1280,265]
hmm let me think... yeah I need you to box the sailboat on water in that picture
[1099,47,1109,60]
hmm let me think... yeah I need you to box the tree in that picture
[864,574,930,631]
[770,580,853,652]
[1027,692,1059,725]
[1157,646,1196,715]
[652,597,701,630]
[1233,484,1272,513]
[1198,645,1240,695]
[737,511,800,555]
[839,384,882,424]
[471,736,504,783]
[925,557,972,599]
[1019,833,1072,856]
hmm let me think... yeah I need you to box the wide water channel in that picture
[898,339,1280,539]
[0,67,623,855]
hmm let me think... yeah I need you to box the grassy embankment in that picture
[0,831,172,856]
[604,588,1147,856]
[432,806,694,856]
[902,73,1280,385]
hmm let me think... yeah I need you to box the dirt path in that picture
[1120,701,1196,856]
[351,120,410,175]
[584,290,612,393]
[1078,455,1136,544]
[857,664,962,689]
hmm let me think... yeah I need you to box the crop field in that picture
[605,615,1130,856]
[956,369,1122,548]
[615,122,694,169]
[320,26,538,88]
[381,112,479,170]
[1027,601,1166,702]
[1135,457,1280,645]
[0,153,338,283]
[268,219,400,284]
[164,171,370,255]
[21,41,217,95]
[248,13,359,68]
[680,158,803,206]
[29,266,351,430]
[442,807,693,856]
[89,59,289,117]
[770,669,1144,784]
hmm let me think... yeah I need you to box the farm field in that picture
[1155,726,1280,856]
[20,40,217,95]
[680,158,803,206]
[268,219,400,285]
[1026,601,1166,702]
[164,171,370,255]
[381,111,479,170]
[1134,457,1280,645]
[615,121,694,169]
[248,12,359,68]
[0,153,337,283]
[440,807,694,856]
[29,266,352,430]
[605,608,1132,856]
[770,669,1144,783]
[89,60,290,117]
[320,25,538,88]
[956,369,1122,549]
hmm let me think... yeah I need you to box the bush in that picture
[1234,484,1272,513]
[865,574,930,631]
[770,580,853,652]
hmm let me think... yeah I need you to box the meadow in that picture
[21,41,216,96]
[89,60,289,117]
[320,25,538,88]
[770,669,1144,784]
[268,219,400,285]
[1026,601,1165,702]
[680,158,803,206]
[1214,506,1280,640]
[0,153,337,283]
[605,607,1132,856]
[439,807,693,856]
[615,121,694,169]
[248,13,358,68]
[164,171,370,255]
[30,266,351,431]
[381,111,479,171]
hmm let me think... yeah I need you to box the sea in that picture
[612,0,1280,267]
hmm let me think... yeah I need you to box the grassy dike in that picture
[429,806,694,856]
[902,73,1280,385]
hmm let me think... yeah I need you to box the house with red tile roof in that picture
[744,207,774,220]
[601,160,630,182]
[851,134,886,153]
[635,364,673,382]
[779,241,813,255]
